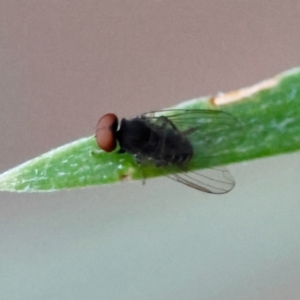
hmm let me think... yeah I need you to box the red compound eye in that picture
[96,113,118,152]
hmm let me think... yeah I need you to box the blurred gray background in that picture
[1,1,300,299]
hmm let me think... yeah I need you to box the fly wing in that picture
[141,109,241,159]
[142,109,239,133]
[167,167,235,194]
[141,109,239,193]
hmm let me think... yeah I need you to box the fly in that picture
[95,109,238,194]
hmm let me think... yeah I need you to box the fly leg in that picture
[117,148,126,154]
[90,149,102,157]
[135,154,146,185]
[141,114,180,132]
[156,116,180,131]
[158,116,198,135]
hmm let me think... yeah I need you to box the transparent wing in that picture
[142,109,239,133]
[167,167,235,194]
[140,109,239,193]
[141,109,241,158]
[142,109,240,149]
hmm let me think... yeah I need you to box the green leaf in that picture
[1,67,300,192]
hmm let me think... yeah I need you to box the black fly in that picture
[96,109,238,194]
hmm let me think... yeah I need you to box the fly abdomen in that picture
[146,127,194,167]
